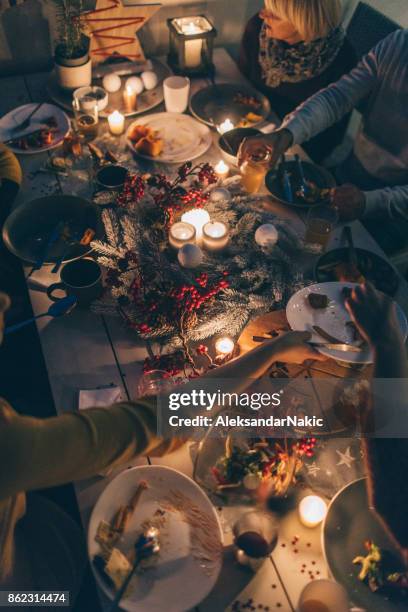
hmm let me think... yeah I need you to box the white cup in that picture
[163,76,190,113]
[298,579,349,612]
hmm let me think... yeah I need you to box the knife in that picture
[310,342,362,353]
[312,324,349,345]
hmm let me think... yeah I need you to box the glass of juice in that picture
[240,148,271,194]
[304,205,338,254]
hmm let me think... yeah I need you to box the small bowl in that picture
[218,127,261,167]
[73,86,108,112]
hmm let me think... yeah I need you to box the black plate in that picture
[315,247,399,296]
[3,195,102,265]
[189,83,270,128]
[265,160,336,208]
[324,478,407,612]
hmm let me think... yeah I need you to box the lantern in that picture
[167,16,217,76]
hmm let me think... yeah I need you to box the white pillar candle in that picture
[214,160,230,181]
[181,208,210,244]
[123,85,137,113]
[203,221,229,251]
[169,222,196,249]
[299,495,328,528]
[183,22,203,69]
[215,337,235,356]
[217,118,234,135]
[108,110,125,135]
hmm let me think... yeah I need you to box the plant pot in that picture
[55,56,92,91]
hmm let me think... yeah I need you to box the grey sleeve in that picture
[281,43,381,145]
[364,185,408,222]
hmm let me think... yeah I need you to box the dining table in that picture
[1,47,408,612]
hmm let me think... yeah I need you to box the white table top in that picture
[2,48,408,612]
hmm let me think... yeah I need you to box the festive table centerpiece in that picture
[91,162,303,372]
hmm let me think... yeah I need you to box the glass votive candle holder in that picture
[169,221,196,249]
[72,97,98,141]
[202,221,229,251]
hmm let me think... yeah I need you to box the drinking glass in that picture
[239,148,271,194]
[72,95,99,141]
[233,510,279,570]
[137,370,178,398]
[304,205,338,254]
[163,76,190,113]
[298,579,349,612]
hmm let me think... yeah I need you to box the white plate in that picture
[0,103,70,154]
[88,465,223,612]
[126,112,213,164]
[286,282,408,364]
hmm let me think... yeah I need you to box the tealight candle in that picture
[299,495,328,528]
[217,118,234,135]
[181,208,210,244]
[169,221,196,249]
[215,336,235,356]
[108,110,125,135]
[203,221,229,251]
[123,84,137,112]
[214,160,230,181]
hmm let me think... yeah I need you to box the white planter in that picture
[55,57,92,91]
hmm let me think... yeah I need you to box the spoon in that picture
[4,295,77,335]
[280,155,293,203]
[108,527,160,611]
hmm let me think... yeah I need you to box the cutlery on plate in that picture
[4,296,77,335]
[9,102,45,133]
[280,155,293,203]
[108,527,160,612]
[51,227,95,274]
[309,342,362,353]
[295,153,312,199]
[312,324,348,345]
[27,223,63,278]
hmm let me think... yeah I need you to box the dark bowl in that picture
[315,247,399,296]
[3,195,102,265]
[265,160,336,208]
[218,127,261,166]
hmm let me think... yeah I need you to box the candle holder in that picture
[202,221,229,252]
[169,222,196,249]
[167,16,217,76]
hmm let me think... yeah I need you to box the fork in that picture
[10,102,44,133]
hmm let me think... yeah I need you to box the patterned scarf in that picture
[259,23,345,88]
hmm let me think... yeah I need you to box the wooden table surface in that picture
[2,48,408,612]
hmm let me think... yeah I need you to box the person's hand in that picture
[344,282,401,347]
[237,128,293,168]
[0,292,10,344]
[330,184,366,221]
[271,330,328,364]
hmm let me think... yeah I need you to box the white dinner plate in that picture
[286,282,408,365]
[88,465,223,612]
[126,112,213,164]
[0,103,70,154]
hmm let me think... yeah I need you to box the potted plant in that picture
[53,0,92,90]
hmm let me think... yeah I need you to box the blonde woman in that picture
[239,0,356,162]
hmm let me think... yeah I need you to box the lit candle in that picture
[203,221,229,251]
[169,221,196,249]
[299,495,328,528]
[108,110,125,135]
[214,160,230,181]
[183,22,203,69]
[181,208,210,244]
[217,118,234,135]
[123,85,137,113]
[215,337,235,356]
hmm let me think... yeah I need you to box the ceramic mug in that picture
[47,258,102,307]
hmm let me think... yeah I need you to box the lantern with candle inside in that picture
[123,85,137,113]
[215,336,235,357]
[299,495,328,528]
[214,160,230,182]
[169,222,196,250]
[181,208,210,245]
[217,118,235,135]
[203,221,229,252]
[108,110,125,135]
[167,16,216,76]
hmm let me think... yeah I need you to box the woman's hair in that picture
[264,0,342,41]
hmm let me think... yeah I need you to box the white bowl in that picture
[73,86,108,112]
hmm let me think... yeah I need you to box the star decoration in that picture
[83,0,161,63]
[336,446,356,468]
[306,462,321,478]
